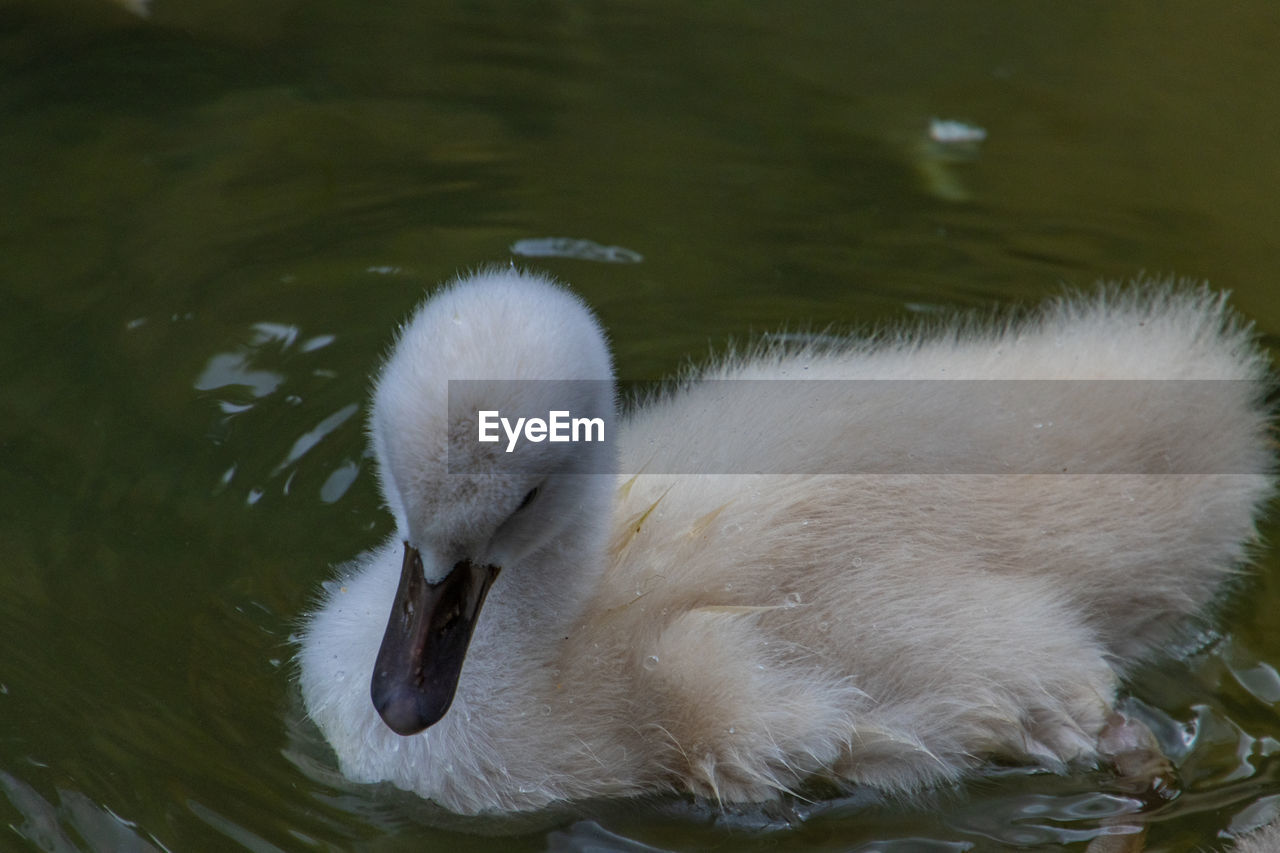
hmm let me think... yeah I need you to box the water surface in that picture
[3,1,1280,850]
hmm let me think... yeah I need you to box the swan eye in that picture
[517,487,540,512]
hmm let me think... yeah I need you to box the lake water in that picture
[3,1,1280,850]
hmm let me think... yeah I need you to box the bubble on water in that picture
[643,655,660,670]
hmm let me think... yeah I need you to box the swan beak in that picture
[370,543,501,736]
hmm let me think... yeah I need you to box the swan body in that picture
[298,269,1273,814]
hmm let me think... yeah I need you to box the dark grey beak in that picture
[370,543,501,736]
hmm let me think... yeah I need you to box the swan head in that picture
[365,268,616,735]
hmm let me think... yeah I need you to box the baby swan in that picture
[298,269,1274,815]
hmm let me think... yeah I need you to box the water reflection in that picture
[197,353,286,400]
[193,318,369,510]
[510,237,645,264]
[272,404,359,476]
[187,799,289,853]
[0,770,163,853]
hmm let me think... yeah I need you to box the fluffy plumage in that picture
[1232,820,1280,853]
[297,269,1274,814]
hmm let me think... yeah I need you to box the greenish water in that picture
[3,1,1280,850]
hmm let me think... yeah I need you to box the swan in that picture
[297,268,1274,815]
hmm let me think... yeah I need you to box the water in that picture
[3,1,1280,850]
